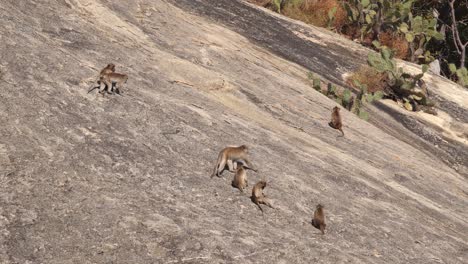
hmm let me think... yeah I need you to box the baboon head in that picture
[107,63,116,71]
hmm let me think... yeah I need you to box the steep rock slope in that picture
[0,0,466,263]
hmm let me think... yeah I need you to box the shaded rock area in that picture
[0,0,467,263]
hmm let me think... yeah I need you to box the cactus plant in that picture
[450,65,468,88]
[449,65,468,88]
[399,15,443,63]
[308,72,323,92]
[456,67,468,87]
[358,110,369,120]
[367,45,436,112]
[327,6,338,29]
[327,83,336,94]
[313,78,321,91]
[272,0,283,13]
[342,0,442,65]
[307,72,381,120]
[349,78,382,120]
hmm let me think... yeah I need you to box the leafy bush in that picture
[367,44,435,112]
[448,64,468,88]
[397,13,443,63]
[254,0,467,86]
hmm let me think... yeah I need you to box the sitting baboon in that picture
[311,204,326,235]
[251,180,273,213]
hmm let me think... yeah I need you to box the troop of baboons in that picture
[211,144,325,234]
[87,63,347,235]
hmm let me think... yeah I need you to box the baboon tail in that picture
[211,153,223,178]
[210,161,218,178]
[257,203,263,213]
[252,198,263,213]
[266,201,274,209]
[339,129,345,137]
[244,165,257,172]
[87,86,99,94]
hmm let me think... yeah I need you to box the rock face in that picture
[0,0,466,263]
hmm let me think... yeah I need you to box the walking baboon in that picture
[211,145,257,178]
[99,72,128,95]
[88,63,116,93]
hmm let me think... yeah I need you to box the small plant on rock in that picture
[349,79,384,120]
[448,64,468,88]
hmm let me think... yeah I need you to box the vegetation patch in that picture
[309,43,438,119]
[252,0,468,88]
[308,72,383,121]
[346,65,386,93]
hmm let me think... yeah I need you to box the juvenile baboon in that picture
[251,180,273,213]
[99,72,128,95]
[328,106,344,137]
[211,145,257,178]
[88,63,116,93]
[231,165,248,192]
[311,204,326,235]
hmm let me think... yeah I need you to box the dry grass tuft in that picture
[379,31,409,59]
[346,66,387,93]
[282,0,346,29]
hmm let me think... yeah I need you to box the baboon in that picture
[328,106,344,137]
[100,63,116,77]
[251,180,273,213]
[311,204,326,235]
[232,165,248,192]
[88,63,116,93]
[99,72,128,95]
[211,145,257,178]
